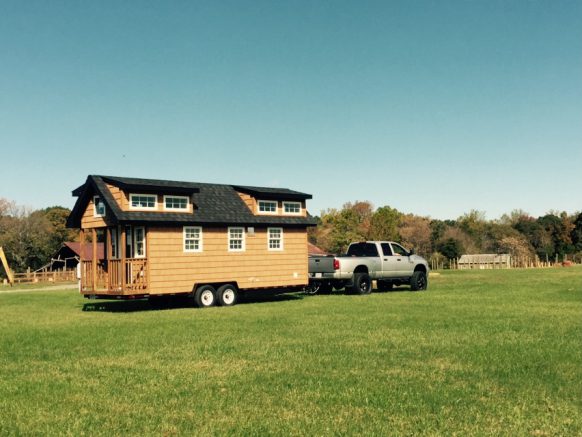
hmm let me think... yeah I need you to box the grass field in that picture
[1,267,581,436]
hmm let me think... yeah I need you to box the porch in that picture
[80,226,149,294]
[81,258,148,293]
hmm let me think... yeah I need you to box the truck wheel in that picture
[352,273,372,295]
[410,271,428,291]
[195,285,216,308]
[217,284,238,306]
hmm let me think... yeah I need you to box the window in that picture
[184,226,203,252]
[94,196,106,217]
[268,228,283,251]
[347,242,379,257]
[133,227,146,258]
[164,195,189,211]
[283,201,301,215]
[381,243,393,256]
[258,200,278,215]
[391,243,409,256]
[228,227,245,252]
[110,227,119,259]
[130,194,157,210]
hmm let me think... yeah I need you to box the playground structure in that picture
[0,246,14,285]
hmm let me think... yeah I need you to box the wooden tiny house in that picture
[66,175,316,305]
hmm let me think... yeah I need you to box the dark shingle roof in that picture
[67,175,317,228]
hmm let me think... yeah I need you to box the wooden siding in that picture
[147,226,308,294]
[81,198,107,229]
[106,183,127,210]
[237,192,256,213]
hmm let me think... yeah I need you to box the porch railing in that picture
[82,258,148,293]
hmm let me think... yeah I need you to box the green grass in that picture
[1,268,581,436]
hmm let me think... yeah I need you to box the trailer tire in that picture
[217,284,238,306]
[195,285,217,308]
[410,271,428,291]
[352,273,372,295]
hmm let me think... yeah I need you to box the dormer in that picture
[233,185,312,217]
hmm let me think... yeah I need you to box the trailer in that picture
[66,175,317,307]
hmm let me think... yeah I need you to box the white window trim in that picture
[228,227,246,252]
[283,201,302,215]
[183,226,203,253]
[133,226,146,259]
[267,227,284,251]
[93,196,106,217]
[164,195,190,211]
[129,193,158,210]
[257,200,278,215]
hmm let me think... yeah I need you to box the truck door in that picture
[380,243,399,276]
[363,243,382,279]
[390,243,414,276]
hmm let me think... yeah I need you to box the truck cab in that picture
[308,241,429,294]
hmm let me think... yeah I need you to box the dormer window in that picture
[130,194,157,210]
[283,201,301,215]
[94,196,106,217]
[164,195,189,211]
[258,200,278,215]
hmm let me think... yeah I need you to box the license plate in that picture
[315,273,323,278]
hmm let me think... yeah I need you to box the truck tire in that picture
[352,273,372,295]
[216,284,238,306]
[195,285,217,308]
[410,271,428,291]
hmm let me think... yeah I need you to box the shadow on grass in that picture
[82,291,304,313]
[315,286,414,296]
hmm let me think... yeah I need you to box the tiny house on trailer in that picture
[66,175,316,307]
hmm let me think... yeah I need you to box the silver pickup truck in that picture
[307,241,429,294]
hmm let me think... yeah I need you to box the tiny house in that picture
[66,175,316,306]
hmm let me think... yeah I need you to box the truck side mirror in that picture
[409,248,415,256]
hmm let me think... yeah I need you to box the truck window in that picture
[391,243,409,256]
[381,243,393,256]
[347,243,379,257]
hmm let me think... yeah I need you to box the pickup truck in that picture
[307,241,429,294]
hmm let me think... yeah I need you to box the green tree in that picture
[369,206,401,241]
[437,238,463,259]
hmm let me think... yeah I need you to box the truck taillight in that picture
[333,259,340,270]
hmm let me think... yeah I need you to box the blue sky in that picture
[1,0,580,220]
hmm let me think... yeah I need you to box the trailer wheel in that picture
[195,285,216,308]
[217,284,238,306]
[352,273,372,295]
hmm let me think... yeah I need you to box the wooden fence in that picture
[8,269,77,285]
[431,257,561,271]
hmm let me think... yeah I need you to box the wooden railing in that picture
[82,259,148,293]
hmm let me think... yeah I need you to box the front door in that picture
[123,226,146,259]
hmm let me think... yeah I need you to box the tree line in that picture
[0,199,77,274]
[1,197,581,276]
[309,201,582,264]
